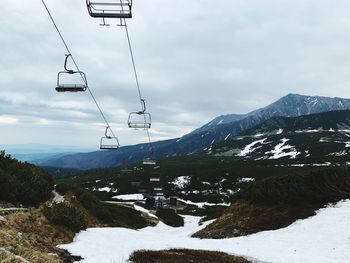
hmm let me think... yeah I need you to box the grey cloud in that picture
[2,0,350,147]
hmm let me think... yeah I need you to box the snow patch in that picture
[267,138,299,159]
[112,194,144,201]
[237,138,267,157]
[172,176,191,189]
[178,199,230,208]
[238,178,255,183]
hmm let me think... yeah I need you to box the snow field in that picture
[59,199,350,263]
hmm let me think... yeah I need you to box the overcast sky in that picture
[2,0,350,149]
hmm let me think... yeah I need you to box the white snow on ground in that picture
[237,138,266,157]
[266,138,299,159]
[276,128,283,134]
[133,205,158,219]
[172,176,191,189]
[177,199,230,208]
[112,194,144,201]
[59,199,350,263]
[312,162,332,167]
[238,178,255,183]
[52,190,64,205]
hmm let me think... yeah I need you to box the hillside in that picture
[209,109,350,163]
[194,167,350,239]
[35,94,350,170]
[0,151,54,206]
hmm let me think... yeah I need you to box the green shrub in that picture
[156,208,184,227]
[45,203,87,231]
[0,151,54,206]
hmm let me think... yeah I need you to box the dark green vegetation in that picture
[54,183,150,229]
[45,203,88,232]
[194,167,350,238]
[156,208,184,227]
[129,249,251,263]
[0,151,53,206]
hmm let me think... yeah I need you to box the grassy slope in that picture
[0,210,73,263]
[194,167,350,239]
[0,185,156,263]
[129,249,251,263]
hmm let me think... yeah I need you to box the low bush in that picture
[45,203,87,232]
[156,208,184,227]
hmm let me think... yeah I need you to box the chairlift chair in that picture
[128,99,152,129]
[100,127,120,150]
[86,0,132,25]
[56,54,87,93]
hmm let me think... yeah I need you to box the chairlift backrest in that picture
[86,0,132,19]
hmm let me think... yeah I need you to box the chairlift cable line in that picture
[120,16,154,154]
[40,0,119,144]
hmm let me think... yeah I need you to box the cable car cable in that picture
[40,0,120,146]
[121,18,155,156]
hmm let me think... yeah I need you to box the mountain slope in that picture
[210,110,350,163]
[38,94,350,169]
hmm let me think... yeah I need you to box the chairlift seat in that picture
[100,137,119,150]
[56,69,88,93]
[56,84,87,92]
[87,0,132,19]
[128,112,152,129]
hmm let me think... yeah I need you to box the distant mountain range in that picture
[1,144,93,163]
[25,94,350,169]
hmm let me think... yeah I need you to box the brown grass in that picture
[129,249,251,263]
[0,210,74,263]
[193,200,318,239]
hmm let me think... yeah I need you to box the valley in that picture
[2,95,350,262]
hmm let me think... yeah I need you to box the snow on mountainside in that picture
[210,110,350,163]
[191,93,350,136]
[38,94,350,170]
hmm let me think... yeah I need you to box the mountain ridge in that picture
[31,94,350,169]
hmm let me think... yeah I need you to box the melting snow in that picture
[59,199,350,263]
[177,199,230,208]
[267,138,299,159]
[112,194,144,201]
[172,176,191,189]
[238,178,255,183]
[237,138,267,157]
[133,204,158,219]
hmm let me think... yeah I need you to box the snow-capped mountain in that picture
[37,94,350,169]
[210,110,350,164]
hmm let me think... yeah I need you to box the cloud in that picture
[2,0,350,147]
[0,116,18,125]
